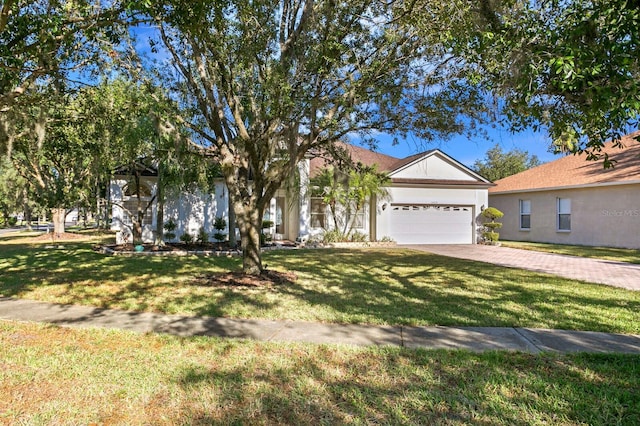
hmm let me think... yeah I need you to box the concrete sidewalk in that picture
[1,298,639,354]
[404,244,640,291]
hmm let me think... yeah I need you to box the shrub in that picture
[378,236,395,243]
[350,231,368,242]
[482,207,504,221]
[180,232,194,244]
[484,231,500,242]
[214,217,227,231]
[260,231,273,246]
[163,219,177,241]
[212,217,227,242]
[481,207,504,244]
[8,217,17,226]
[322,229,345,243]
[196,227,209,244]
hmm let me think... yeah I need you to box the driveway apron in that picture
[401,244,640,291]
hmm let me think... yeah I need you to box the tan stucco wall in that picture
[490,184,640,249]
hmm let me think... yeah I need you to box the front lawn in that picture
[1,236,638,334]
[1,320,638,425]
[501,241,640,264]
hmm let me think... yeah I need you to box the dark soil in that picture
[191,270,297,287]
[105,241,240,253]
[100,241,298,288]
[30,232,88,241]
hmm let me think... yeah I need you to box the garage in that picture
[388,204,473,244]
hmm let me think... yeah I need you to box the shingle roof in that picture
[490,131,640,193]
[309,143,399,176]
[309,143,437,177]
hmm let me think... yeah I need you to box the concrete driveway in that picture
[401,244,640,291]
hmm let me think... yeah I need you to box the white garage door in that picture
[389,204,473,244]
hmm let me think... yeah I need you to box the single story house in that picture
[489,131,640,249]
[109,144,492,244]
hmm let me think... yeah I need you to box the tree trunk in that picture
[23,187,32,230]
[51,208,66,237]
[154,163,165,246]
[233,198,263,275]
[133,211,143,243]
[228,200,236,248]
[154,197,165,246]
[24,205,32,231]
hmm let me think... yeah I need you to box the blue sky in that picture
[130,25,561,169]
[358,125,561,169]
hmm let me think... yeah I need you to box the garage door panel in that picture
[389,205,472,244]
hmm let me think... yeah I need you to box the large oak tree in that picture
[427,0,640,163]
[0,0,144,157]
[147,0,488,274]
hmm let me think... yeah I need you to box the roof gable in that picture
[309,143,491,186]
[490,131,640,193]
[389,149,491,184]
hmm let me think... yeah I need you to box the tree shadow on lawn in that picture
[1,244,638,334]
[0,242,265,316]
[171,344,639,425]
[264,249,640,334]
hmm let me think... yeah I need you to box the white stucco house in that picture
[109,144,493,245]
[489,131,640,249]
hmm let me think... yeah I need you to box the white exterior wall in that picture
[110,176,159,242]
[298,159,311,240]
[110,177,229,243]
[377,186,488,243]
[164,182,229,240]
[393,155,478,181]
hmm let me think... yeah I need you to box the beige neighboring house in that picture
[489,131,640,249]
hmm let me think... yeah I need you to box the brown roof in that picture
[490,131,640,193]
[309,143,437,177]
[309,143,396,176]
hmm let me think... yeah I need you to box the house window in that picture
[123,181,152,197]
[310,197,326,229]
[519,200,531,230]
[557,198,571,231]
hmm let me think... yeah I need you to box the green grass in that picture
[1,235,639,334]
[1,320,638,425]
[501,240,640,264]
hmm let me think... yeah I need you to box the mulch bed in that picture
[27,235,296,287]
[30,232,88,241]
[103,242,239,253]
[192,270,297,287]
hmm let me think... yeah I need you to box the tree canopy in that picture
[432,0,640,163]
[3,0,638,273]
[0,0,145,158]
[146,0,490,273]
[473,144,541,182]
